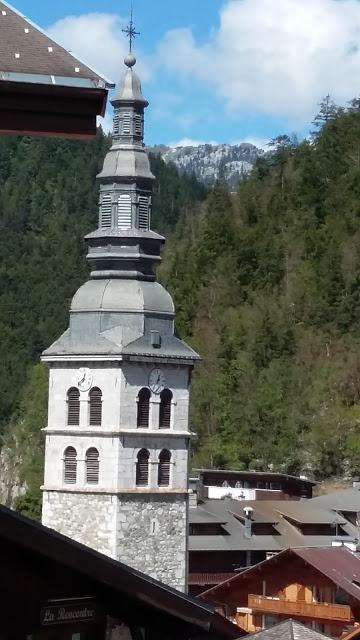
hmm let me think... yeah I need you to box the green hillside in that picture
[3,102,360,518]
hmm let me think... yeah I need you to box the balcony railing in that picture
[248,594,354,622]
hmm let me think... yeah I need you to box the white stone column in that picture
[150,396,160,430]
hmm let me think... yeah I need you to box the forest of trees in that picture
[2,98,360,517]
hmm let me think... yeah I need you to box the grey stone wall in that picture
[116,494,188,592]
[42,491,116,558]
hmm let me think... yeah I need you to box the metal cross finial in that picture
[122,4,140,53]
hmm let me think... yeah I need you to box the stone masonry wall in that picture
[42,491,116,558]
[116,494,188,592]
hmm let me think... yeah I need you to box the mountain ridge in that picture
[151,142,264,188]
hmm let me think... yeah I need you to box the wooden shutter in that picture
[89,387,102,426]
[117,194,132,229]
[159,389,172,429]
[136,449,149,486]
[64,447,77,484]
[158,450,171,486]
[67,388,80,426]
[101,193,112,228]
[138,196,149,230]
[137,388,150,428]
[86,448,99,484]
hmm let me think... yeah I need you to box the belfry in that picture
[41,27,199,592]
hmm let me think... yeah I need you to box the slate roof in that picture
[310,487,360,512]
[245,619,333,640]
[189,498,358,554]
[0,0,113,88]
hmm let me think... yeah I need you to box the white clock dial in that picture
[149,368,165,394]
[76,367,93,392]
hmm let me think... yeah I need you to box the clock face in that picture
[76,367,93,392]
[149,368,165,394]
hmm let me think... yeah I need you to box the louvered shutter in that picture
[113,112,120,135]
[118,194,132,229]
[134,114,143,136]
[138,196,149,230]
[122,113,131,134]
[159,389,172,429]
[67,388,80,426]
[86,448,99,484]
[89,388,102,426]
[158,450,171,486]
[136,449,149,486]
[137,388,150,428]
[64,447,77,484]
[101,193,112,228]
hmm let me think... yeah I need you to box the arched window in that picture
[64,447,77,484]
[158,449,171,487]
[137,388,150,428]
[67,388,80,426]
[159,389,172,429]
[136,449,149,486]
[89,387,102,426]
[86,447,99,484]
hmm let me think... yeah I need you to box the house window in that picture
[86,447,99,484]
[64,446,77,484]
[67,388,80,426]
[117,194,132,229]
[158,449,171,486]
[100,193,112,228]
[89,387,102,426]
[137,388,150,428]
[159,389,172,429]
[136,449,149,486]
[138,196,149,230]
[122,113,131,135]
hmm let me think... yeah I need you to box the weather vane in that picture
[122,3,140,53]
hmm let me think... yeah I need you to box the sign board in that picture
[41,599,96,626]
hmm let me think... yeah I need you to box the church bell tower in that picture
[41,34,199,592]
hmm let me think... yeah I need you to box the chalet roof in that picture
[0,0,113,88]
[245,619,333,640]
[310,487,360,512]
[0,504,240,638]
[276,502,346,524]
[200,547,360,603]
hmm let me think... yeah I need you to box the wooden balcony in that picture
[248,594,354,622]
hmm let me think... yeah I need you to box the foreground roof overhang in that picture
[0,0,114,138]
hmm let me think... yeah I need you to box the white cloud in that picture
[157,0,360,124]
[47,13,151,85]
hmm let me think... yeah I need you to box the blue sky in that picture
[11,0,360,148]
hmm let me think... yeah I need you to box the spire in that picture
[85,16,163,282]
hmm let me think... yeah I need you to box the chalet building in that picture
[200,547,360,638]
[194,470,315,502]
[0,503,240,640]
[188,499,358,594]
[0,0,113,137]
